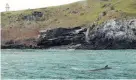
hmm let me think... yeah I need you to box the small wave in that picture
[70,67,87,71]
[71,67,81,70]
[66,49,75,51]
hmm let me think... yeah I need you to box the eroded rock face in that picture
[85,19,136,49]
[36,19,136,49]
[37,27,87,48]
[1,19,136,49]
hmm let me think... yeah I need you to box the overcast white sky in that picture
[0,0,82,12]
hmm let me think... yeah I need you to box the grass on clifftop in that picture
[1,0,136,40]
[1,0,136,29]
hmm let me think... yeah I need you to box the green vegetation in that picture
[1,0,136,29]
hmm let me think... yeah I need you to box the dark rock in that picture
[2,19,136,49]
[22,11,44,21]
[37,27,86,48]
[37,19,136,49]
[1,39,39,49]
[101,11,107,16]
[71,11,78,14]
[32,11,43,17]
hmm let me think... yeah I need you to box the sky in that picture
[0,0,82,12]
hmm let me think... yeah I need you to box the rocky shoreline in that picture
[1,19,136,49]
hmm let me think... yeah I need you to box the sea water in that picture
[1,49,136,79]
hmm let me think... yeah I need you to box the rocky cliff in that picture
[1,19,136,49]
[81,19,136,49]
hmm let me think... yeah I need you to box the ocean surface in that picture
[1,49,136,79]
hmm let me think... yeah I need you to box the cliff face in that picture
[1,0,136,49]
[37,27,87,49]
[36,19,136,49]
[1,19,136,49]
[82,19,136,49]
